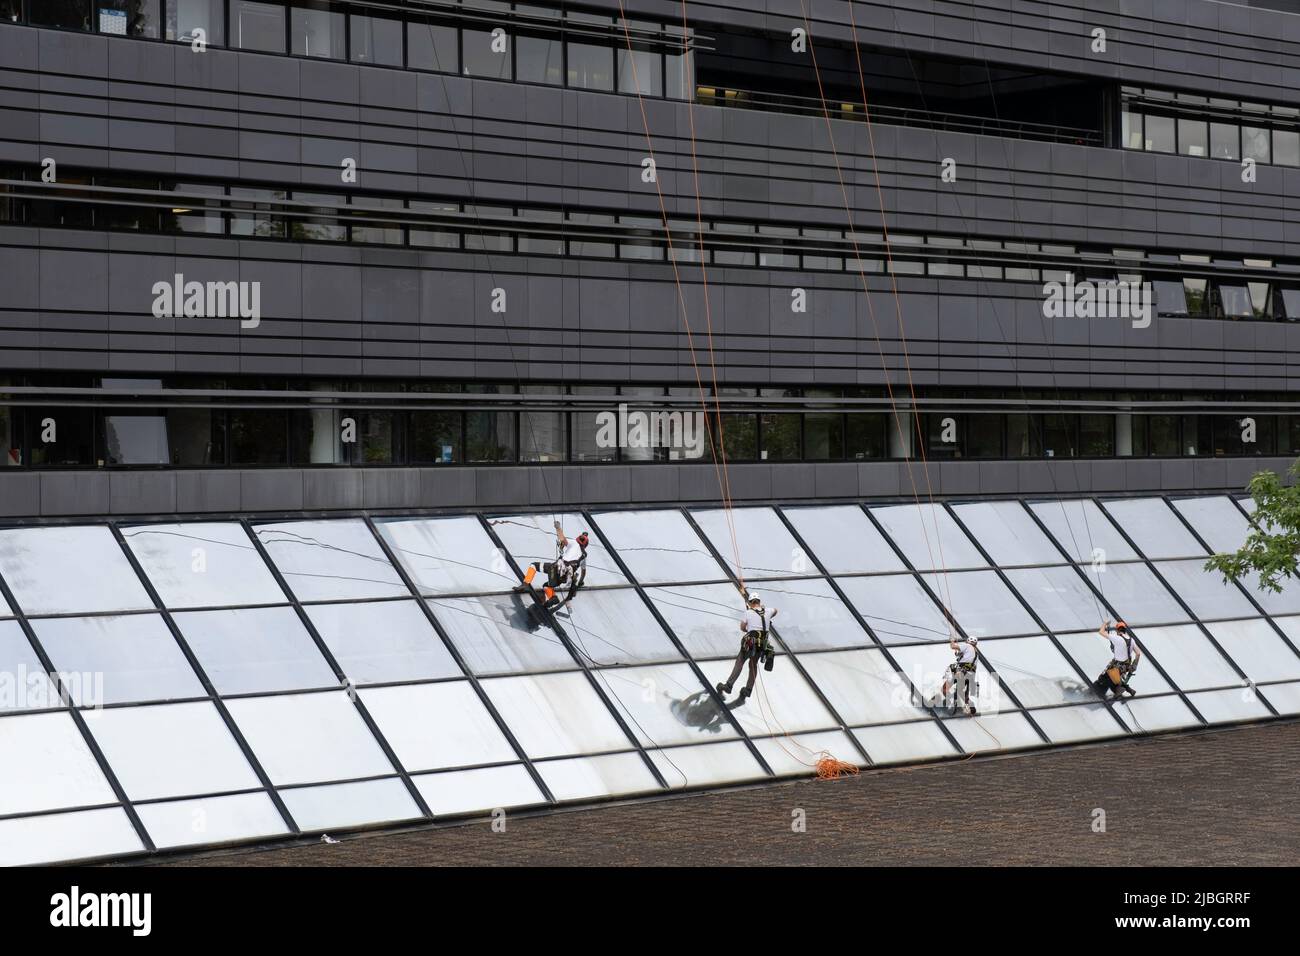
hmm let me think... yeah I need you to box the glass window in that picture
[229,0,286,54]
[1054,629,1174,694]
[277,779,418,832]
[175,606,337,694]
[1029,499,1138,563]
[226,691,395,786]
[0,621,58,713]
[836,573,952,644]
[1143,114,1174,152]
[1209,122,1238,160]
[1207,618,1300,682]
[256,518,408,601]
[519,385,566,462]
[376,516,514,595]
[869,503,987,571]
[25,407,95,466]
[1177,118,1207,157]
[1076,561,1188,625]
[33,614,202,706]
[167,0,224,45]
[1109,694,1199,733]
[783,505,906,574]
[413,764,545,815]
[30,1,91,30]
[359,682,518,772]
[567,41,614,91]
[644,582,764,659]
[978,635,1090,707]
[1121,110,1142,150]
[798,648,930,725]
[306,600,459,684]
[692,506,810,581]
[407,20,458,73]
[229,188,287,239]
[950,501,1061,565]
[103,415,168,465]
[1186,687,1270,724]
[0,712,117,816]
[0,525,153,615]
[924,569,1041,638]
[516,34,562,85]
[85,701,261,801]
[1099,497,1204,559]
[121,521,284,608]
[1274,129,1300,167]
[1154,559,1256,620]
[1242,126,1271,164]
[1152,279,1189,316]
[428,593,578,674]
[0,808,143,867]
[557,588,681,665]
[941,711,1044,753]
[289,191,346,242]
[643,741,762,788]
[291,4,344,59]
[166,181,225,235]
[462,27,512,80]
[1028,704,1126,743]
[465,401,517,462]
[482,671,632,758]
[1170,495,1250,553]
[1134,624,1241,691]
[409,410,462,463]
[852,721,958,765]
[350,196,405,245]
[1004,565,1105,633]
[740,578,867,651]
[759,414,800,461]
[696,658,835,737]
[592,509,723,584]
[598,662,741,745]
[535,753,660,801]
[618,47,663,96]
[350,13,403,66]
[95,0,161,37]
[665,48,691,100]
[1216,283,1253,319]
[492,512,627,588]
[846,413,887,459]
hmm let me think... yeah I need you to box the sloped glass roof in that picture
[0,494,1295,865]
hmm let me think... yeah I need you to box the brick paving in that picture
[160,721,1299,867]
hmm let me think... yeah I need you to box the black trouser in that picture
[724,632,766,693]
[1094,659,1134,697]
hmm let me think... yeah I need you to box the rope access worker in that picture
[1093,619,1140,699]
[940,636,979,716]
[516,521,588,610]
[716,589,777,706]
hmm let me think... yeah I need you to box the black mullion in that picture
[680,507,876,763]
[475,513,670,790]
[1018,500,1209,725]
[1168,493,1300,661]
[0,547,157,851]
[362,514,557,805]
[239,517,436,820]
[107,523,299,837]
[943,502,1129,734]
[582,509,776,776]
[857,504,1051,745]
[1092,497,1275,715]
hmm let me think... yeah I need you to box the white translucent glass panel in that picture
[1112,694,1200,733]
[0,525,152,615]
[922,570,1040,638]
[1171,496,1250,553]
[280,779,421,831]
[591,509,723,584]
[797,649,930,724]
[1187,688,1271,724]
[695,659,835,736]
[0,711,117,815]
[33,614,203,706]
[648,740,766,789]
[535,753,661,801]
[887,644,1005,714]
[869,503,987,571]
[0,807,143,866]
[557,588,681,665]
[1129,625,1240,691]
[376,516,514,595]
[754,730,862,776]
[428,594,577,674]
[1030,499,1137,563]
[596,663,738,746]
[837,574,952,644]
[414,764,546,815]
[360,682,517,772]
[86,701,260,801]
[305,600,460,684]
[137,793,288,849]
[1053,630,1174,695]
[646,583,754,658]
[0,590,11,617]
[1080,562,1188,625]
[1270,616,1300,660]
[1244,574,1300,616]
[1100,498,1204,559]
[483,671,632,758]
[746,579,867,651]
[1205,619,1300,682]
[693,507,813,580]
[852,721,957,764]
[1029,704,1127,743]
[122,522,284,608]
[174,606,336,695]
[782,506,905,573]
[978,636,1094,707]
[491,513,627,587]
[255,519,408,601]
[1154,560,1257,620]
[0,619,58,712]
[1004,565,1104,633]
[226,691,394,786]
[941,712,1043,753]
[950,500,1062,566]
[1260,681,1300,715]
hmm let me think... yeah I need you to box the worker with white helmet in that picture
[940,635,980,716]
[716,586,778,706]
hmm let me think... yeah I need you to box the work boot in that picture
[736,687,752,705]
[715,682,730,697]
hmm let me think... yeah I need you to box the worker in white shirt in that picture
[515,521,589,609]
[716,589,778,706]
[940,636,979,716]
[1093,619,1140,699]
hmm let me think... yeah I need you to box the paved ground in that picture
[160,721,1298,867]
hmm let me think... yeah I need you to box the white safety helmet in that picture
[747,592,761,605]
[966,635,979,646]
